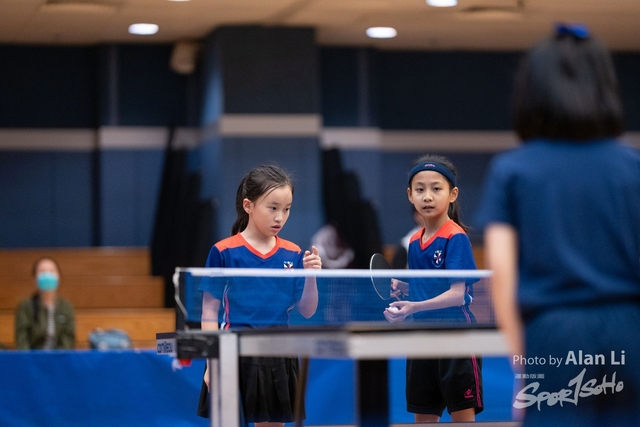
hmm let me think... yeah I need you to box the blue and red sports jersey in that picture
[407,219,477,322]
[198,234,305,329]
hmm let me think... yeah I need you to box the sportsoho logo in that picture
[512,350,626,410]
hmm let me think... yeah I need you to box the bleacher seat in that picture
[0,247,174,349]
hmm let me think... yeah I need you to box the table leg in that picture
[219,333,240,427]
[294,357,310,427]
[357,359,389,427]
[208,358,220,427]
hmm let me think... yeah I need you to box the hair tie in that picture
[555,23,589,39]
[408,162,457,187]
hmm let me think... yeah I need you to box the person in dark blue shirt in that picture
[385,154,483,422]
[197,165,322,425]
[476,24,640,426]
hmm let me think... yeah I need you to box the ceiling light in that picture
[366,27,397,39]
[427,0,458,7]
[128,23,159,35]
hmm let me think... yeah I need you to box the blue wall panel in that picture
[0,152,54,247]
[100,151,136,246]
[340,149,383,207]
[196,137,223,203]
[319,48,520,131]
[320,48,360,126]
[0,152,93,247]
[211,26,319,115]
[51,152,94,246]
[2,42,640,250]
[377,51,519,130]
[117,45,189,127]
[135,150,166,246]
[100,150,164,246]
[198,37,224,127]
[320,49,640,132]
[0,46,97,128]
[340,150,417,245]
[0,43,188,129]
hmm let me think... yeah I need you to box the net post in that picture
[219,332,240,427]
[173,269,188,331]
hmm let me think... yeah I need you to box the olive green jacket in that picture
[15,294,76,350]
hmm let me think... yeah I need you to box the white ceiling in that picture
[1,0,639,51]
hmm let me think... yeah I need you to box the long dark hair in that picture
[409,154,469,232]
[32,257,61,278]
[231,165,294,235]
[514,28,624,141]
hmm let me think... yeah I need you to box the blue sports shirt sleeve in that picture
[446,233,478,288]
[446,234,477,269]
[475,155,517,229]
[198,245,226,299]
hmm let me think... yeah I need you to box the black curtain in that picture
[321,149,383,269]
[151,133,216,309]
[319,149,386,322]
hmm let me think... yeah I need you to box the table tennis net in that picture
[173,267,494,330]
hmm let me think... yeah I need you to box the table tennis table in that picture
[158,323,509,427]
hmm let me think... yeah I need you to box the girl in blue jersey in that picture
[385,154,483,422]
[477,24,640,426]
[197,165,321,426]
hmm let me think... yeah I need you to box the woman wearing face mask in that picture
[15,257,76,350]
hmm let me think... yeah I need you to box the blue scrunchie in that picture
[555,23,589,39]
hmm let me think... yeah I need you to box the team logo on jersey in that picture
[283,261,294,270]
[432,250,443,267]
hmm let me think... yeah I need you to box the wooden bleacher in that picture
[0,247,174,349]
